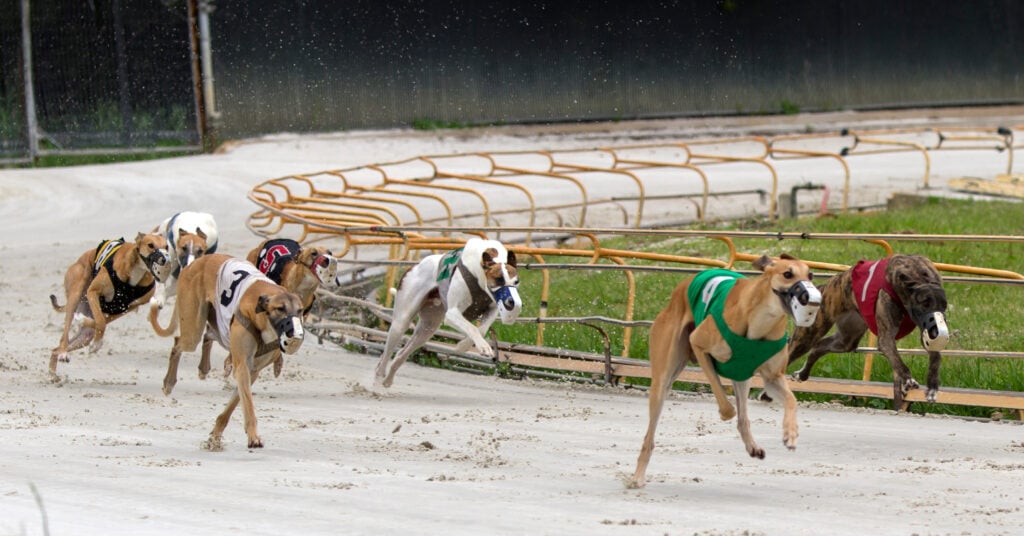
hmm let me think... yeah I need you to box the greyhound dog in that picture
[233,238,339,378]
[149,211,219,309]
[150,253,305,450]
[629,254,821,488]
[787,254,949,410]
[375,237,523,389]
[49,233,171,376]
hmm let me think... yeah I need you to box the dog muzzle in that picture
[145,250,173,281]
[494,286,523,325]
[785,280,822,327]
[274,316,305,355]
[918,311,950,352]
[311,255,338,286]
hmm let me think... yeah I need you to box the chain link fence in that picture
[1,0,202,164]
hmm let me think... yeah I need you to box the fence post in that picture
[20,0,39,161]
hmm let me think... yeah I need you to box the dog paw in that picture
[747,445,766,459]
[201,436,224,452]
[783,431,798,450]
[624,476,646,489]
[901,377,920,396]
[718,405,736,421]
[925,388,938,403]
[248,436,264,449]
[475,344,495,358]
[56,352,70,364]
[88,338,104,354]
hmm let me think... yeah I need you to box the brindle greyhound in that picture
[629,254,821,489]
[786,254,949,410]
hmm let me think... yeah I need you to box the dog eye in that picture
[783,270,793,279]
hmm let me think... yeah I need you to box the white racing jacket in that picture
[213,259,275,349]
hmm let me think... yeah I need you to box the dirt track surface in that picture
[2,108,1023,535]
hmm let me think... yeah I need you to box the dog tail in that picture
[148,303,178,337]
[49,294,65,312]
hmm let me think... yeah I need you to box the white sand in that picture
[2,109,1023,536]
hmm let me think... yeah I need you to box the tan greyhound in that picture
[628,254,821,488]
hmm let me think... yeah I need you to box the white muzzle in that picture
[279,317,305,355]
[789,280,822,328]
[494,286,523,325]
[313,255,338,285]
[920,311,950,352]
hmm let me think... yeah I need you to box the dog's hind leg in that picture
[204,391,240,452]
[50,265,91,374]
[382,302,445,388]
[375,286,433,386]
[628,321,692,489]
[732,379,765,459]
[793,311,867,382]
[198,332,214,379]
[162,337,183,396]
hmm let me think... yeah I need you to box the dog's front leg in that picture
[690,324,736,420]
[445,309,495,357]
[925,350,942,402]
[877,327,916,411]
[229,324,262,448]
[690,346,736,421]
[150,280,168,309]
[761,354,798,451]
[732,379,764,459]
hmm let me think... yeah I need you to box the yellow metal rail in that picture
[249,126,1024,415]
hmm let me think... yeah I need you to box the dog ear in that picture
[779,253,797,260]
[256,295,271,314]
[506,249,517,267]
[481,248,497,269]
[195,227,207,239]
[178,228,191,237]
[752,255,774,272]
[135,231,146,244]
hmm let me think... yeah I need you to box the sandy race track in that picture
[1,109,1023,535]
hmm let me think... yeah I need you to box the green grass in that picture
[492,197,1024,418]
[31,149,194,168]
